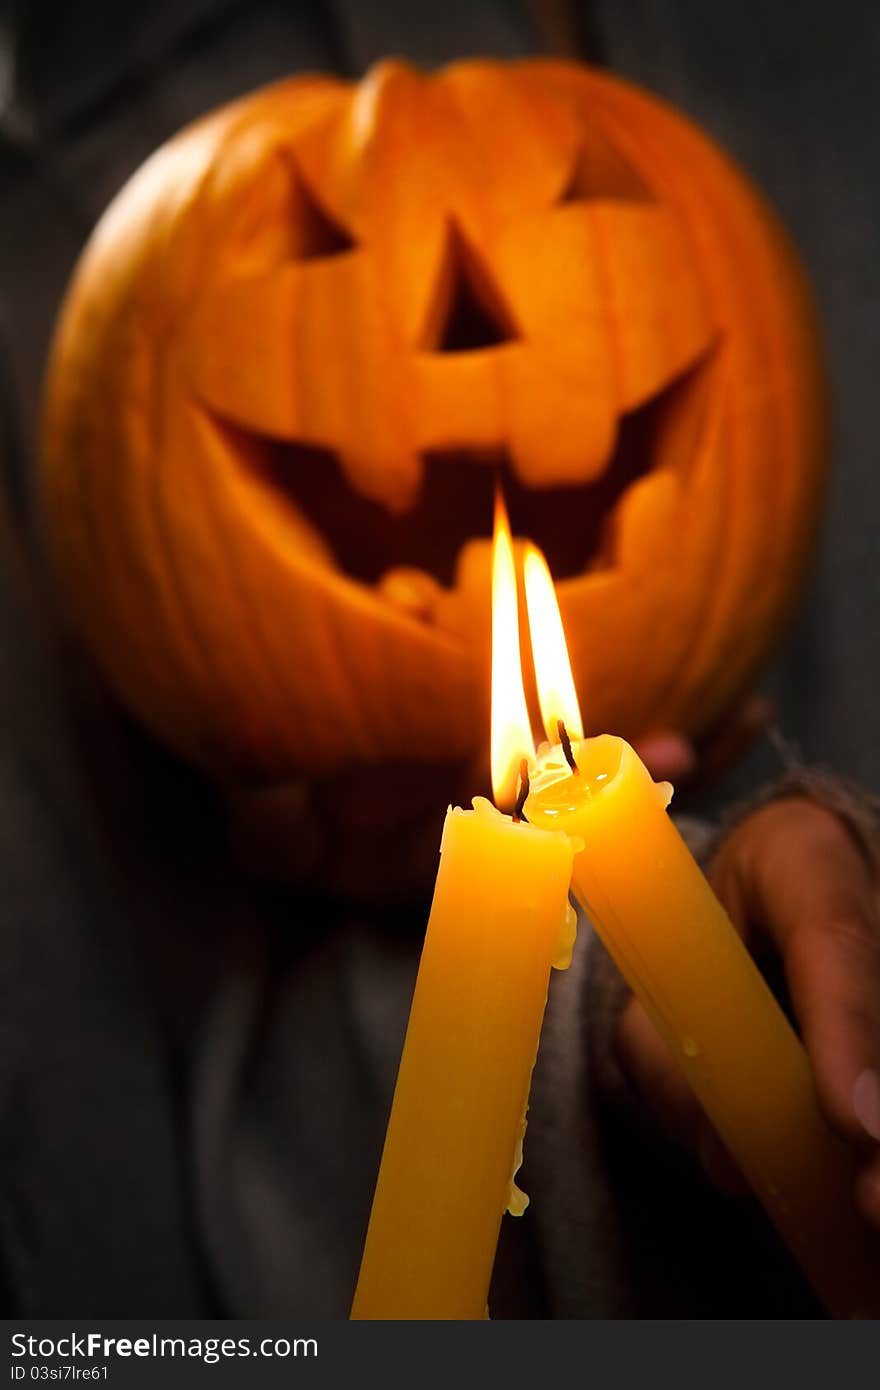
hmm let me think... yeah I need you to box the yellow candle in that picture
[350,798,575,1319]
[525,733,880,1319]
[351,488,577,1319]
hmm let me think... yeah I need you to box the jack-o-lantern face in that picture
[42,60,824,781]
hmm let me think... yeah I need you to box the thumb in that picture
[615,994,747,1195]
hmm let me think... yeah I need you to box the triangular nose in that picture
[430,220,519,352]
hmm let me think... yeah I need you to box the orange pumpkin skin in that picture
[41,60,825,783]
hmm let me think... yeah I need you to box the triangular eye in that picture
[426,220,519,353]
[290,167,357,260]
[557,129,653,204]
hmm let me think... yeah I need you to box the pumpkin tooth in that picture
[338,448,424,516]
[378,567,442,621]
[613,469,681,567]
[507,399,616,488]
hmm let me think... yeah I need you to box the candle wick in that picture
[557,720,579,773]
[513,758,530,823]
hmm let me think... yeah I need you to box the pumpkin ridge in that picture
[588,91,757,730]
[150,360,240,764]
[642,349,734,726]
[567,66,808,731]
[567,88,732,727]
[185,402,311,771]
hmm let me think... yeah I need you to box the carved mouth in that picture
[216,347,715,589]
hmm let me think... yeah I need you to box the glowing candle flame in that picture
[523,544,584,744]
[490,488,535,808]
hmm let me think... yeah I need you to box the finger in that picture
[616,996,700,1148]
[732,799,880,1143]
[634,732,696,782]
[615,995,747,1194]
[635,695,774,789]
[853,1068,880,1141]
[855,1149,880,1229]
[697,1125,749,1197]
[691,693,775,788]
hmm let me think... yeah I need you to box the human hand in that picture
[614,795,880,1227]
[635,692,775,785]
[225,754,481,904]
[228,694,772,899]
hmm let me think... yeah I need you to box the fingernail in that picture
[636,734,696,779]
[853,1069,880,1142]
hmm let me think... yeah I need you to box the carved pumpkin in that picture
[41,59,824,782]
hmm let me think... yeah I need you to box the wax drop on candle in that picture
[507,1123,529,1217]
[552,901,579,971]
[505,899,581,1217]
[681,1037,699,1059]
